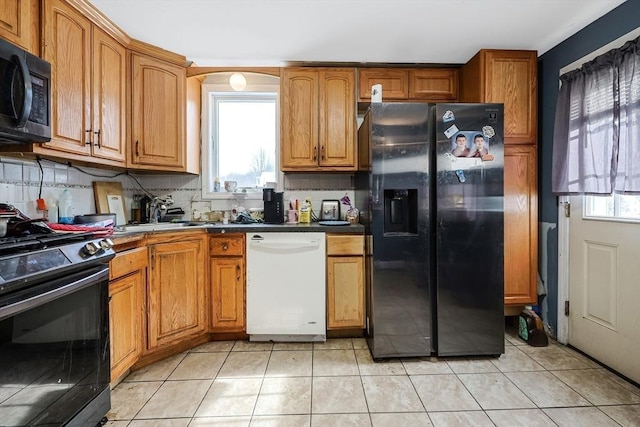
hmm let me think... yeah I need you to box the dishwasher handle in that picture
[249,236,321,251]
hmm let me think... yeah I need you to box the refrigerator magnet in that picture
[443,110,455,122]
[482,125,495,138]
[444,124,459,138]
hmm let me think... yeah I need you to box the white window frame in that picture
[583,193,640,223]
[201,81,280,200]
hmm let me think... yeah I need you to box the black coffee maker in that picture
[263,189,284,224]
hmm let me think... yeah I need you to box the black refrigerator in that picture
[355,102,505,358]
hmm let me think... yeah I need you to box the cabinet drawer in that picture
[110,247,147,280]
[210,235,244,256]
[327,235,364,256]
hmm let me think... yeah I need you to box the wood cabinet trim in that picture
[128,38,186,66]
[64,0,130,46]
[187,67,280,78]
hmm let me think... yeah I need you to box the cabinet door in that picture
[91,27,126,162]
[131,53,186,169]
[42,0,92,155]
[147,239,206,349]
[358,68,409,100]
[504,145,538,305]
[318,69,356,169]
[0,0,36,53]
[327,256,365,329]
[280,68,319,169]
[484,50,537,144]
[210,257,245,331]
[109,269,144,382]
[409,69,458,101]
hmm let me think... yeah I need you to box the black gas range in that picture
[0,231,114,298]
[0,228,115,426]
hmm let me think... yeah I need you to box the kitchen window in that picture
[201,73,279,199]
[584,194,640,221]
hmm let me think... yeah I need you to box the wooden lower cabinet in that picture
[109,246,146,382]
[109,269,144,382]
[147,236,206,349]
[504,145,538,305]
[326,234,365,329]
[210,258,245,331]
[209,234,245,332]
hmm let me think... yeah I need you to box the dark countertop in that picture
[208,222,365,234]
[112,222,364,237]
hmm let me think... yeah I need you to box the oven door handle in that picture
[0,267,108,320]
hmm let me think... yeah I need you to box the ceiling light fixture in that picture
[229,73,247,91]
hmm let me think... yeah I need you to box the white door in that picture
[568,194,640,383]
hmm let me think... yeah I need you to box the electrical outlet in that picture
[0,183,16,204]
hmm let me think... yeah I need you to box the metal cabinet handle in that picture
[236,264,240,281]
[135,140,140,156]
[313,146,318,161]
[85,129,92,145]
[222,243,228,251]
[94,129,101,147]
[321,145,326,160]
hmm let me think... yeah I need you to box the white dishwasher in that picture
[246,232,326,342]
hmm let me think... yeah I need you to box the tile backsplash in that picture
[0,157,355,222]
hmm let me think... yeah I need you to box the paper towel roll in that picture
[371,84,382,103]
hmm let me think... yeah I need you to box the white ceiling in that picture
[89,0,626,66]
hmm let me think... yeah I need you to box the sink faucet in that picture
[149,196,174,223]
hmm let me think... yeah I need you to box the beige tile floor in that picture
[107,330,640,426]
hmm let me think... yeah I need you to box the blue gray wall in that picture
[538,0,640,332]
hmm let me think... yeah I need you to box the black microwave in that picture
[0,37,51,143]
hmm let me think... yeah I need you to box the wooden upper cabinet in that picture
[319,70,355,167]
[409,69,458,101]
[358,68,458,102]
[280,69,319,168]
[504,145,538,305]
[359,69,409,100]
[131,53,186,170]
[42,0,92,156]
[0,0,39,54]
[280,67,356,171]
[91,27,127,162]
[460,50,537,144]
[40,0,126,164]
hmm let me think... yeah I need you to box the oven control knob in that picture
[83,241,101,256]
[99,238,114,249]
